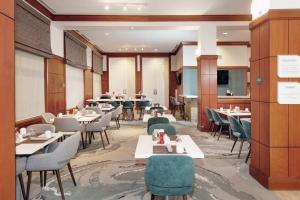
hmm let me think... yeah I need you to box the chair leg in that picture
[217,126,223,140]
[18,174,26,199]
[231,137,238,153]
[238,140,244,158]
[40,171,43,188]
[213,125,219,137]
[44,171,47,186]
[67,163,77,186]
[104,130,110,144]
[26,171,32,200]
[99,131,106,149]
[245,144,251,163]
[183,195,188,200]
[55,170,65,200]
[151,194,155,200]
[80,132,86,149]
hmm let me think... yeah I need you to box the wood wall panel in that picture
[84,69,93,103]
[135,56,142,94]
[197,55,217,131]
[289,20,300,54]
[0,0,14,18]
[101,57,109,93]
[46,57,66,115]
[250,10,300,189]
[0,7,15,200]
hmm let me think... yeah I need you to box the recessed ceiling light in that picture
[125,47,128,51]
[123,6,127,11]
[134,48,137,51]
[154,49,159,52]
[137,7,141,11]
[141,48,144,51]
[104,5,110,10]
[222,32,228,35]
[105,32,109,36]
[130,26,134,30]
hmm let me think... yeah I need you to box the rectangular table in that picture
[61,114,102,123]
[86,98,152,103]
[142,114,176,123]
[215,109,251,117]
[16,133,63,155]
[135,135,204,159]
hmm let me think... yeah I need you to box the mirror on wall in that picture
[217,67,250,97]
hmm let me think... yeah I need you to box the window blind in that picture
[92,51,103,74]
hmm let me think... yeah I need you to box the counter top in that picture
[218,96,250,99]
[179,95,198,99]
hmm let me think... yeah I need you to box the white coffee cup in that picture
[220,107,224,112]
[58,113,63,117]
[245,108,249,112]
[44,130,52,138]
[176,142,185,154]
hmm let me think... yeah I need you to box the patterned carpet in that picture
[27,120,280,200]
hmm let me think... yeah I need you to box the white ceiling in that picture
[40,0,251,15]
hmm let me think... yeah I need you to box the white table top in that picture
[135,135,204,159]
[60,114,102,123]
[16,133,63,155]
[215,109,251,117]
[179,94,198,99]
[145,106,168,111]
[86,98,151,102]
[142,114,176,123]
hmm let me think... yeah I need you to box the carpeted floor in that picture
[27,120,281,200]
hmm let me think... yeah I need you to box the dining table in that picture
[16,133,63,156]
[135,135,204,159]
[145,106,168,111]
[142,114,176,123]
[214,109,251,117]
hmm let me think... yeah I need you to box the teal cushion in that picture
[148,123,176,135]
[145,155,194,196]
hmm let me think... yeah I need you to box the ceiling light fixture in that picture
[125,47,128,51]
[141,48,144,51]
[154,49,159,52]
[137,7,141,11]
[105,32,110,36]
[130,26,134,30]
[222,32,228,35]
[104,5,110,10]
[123,6,128,11]
[134,48,137,51]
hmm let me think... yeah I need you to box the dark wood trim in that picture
[52,54,64,62]
[24,0,54,19]
[218,66,250,70]
[44,58,48,112]
[217,41,251,47]
[217,98,251,104]
[105,52,170,57]
[197,55,219,60]
[52,14,252,22]
[15,116,43,129]
[184,66,198,69]
[250,9,300,30]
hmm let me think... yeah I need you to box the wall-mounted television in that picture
[217,70,229,85]
[176,72,182,85]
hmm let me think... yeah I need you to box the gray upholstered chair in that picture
[25,133,81,200]
[111,105,123,129]
[41,113,56,124]
[53,118,85,148]
[85,112,112,149]
[148,123,176,136]
[76,104,84,110]
[16,157,27,200]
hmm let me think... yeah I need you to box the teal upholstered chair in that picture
[108,101,118,108]
[148,123,176,135]
[122,101,134,120]
[241,120,251,163]
[204,107,215,134]
[145,155,194,199]
[228,116,248,159]
[210,109,230,140]
[147,117,169,133]
[149,106,164,115]
[138,100,150,119]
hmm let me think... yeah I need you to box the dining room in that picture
[1,0,300,200]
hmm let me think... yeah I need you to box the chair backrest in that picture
[148,123,176,135]
[53,118,80,132]
[241,120,251,140]
[170,96,176,105]
[27,124,56,133]
[108,101,118,107]
[138,100,150,108]
[116,105,123,115]
[122,101,133,108]
[86,106,102,114]
[52,133,81,167]
[147,117,169,132]
[210,109,223,123]
[103,112,112,127]
[204,107,214,122]
[228,116,247,138]
[145,155,194,195]
[149,106,164,114]
[41,112,55,124]
[16,157,27,175]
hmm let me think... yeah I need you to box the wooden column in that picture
[169,56,177,106]
[45,55,66,115]
[135,55,142,94]
[0,0,15,199]
[101,56,109,93]
[250,10,300,189]
[197,55,217,131]
[84,69,93,104]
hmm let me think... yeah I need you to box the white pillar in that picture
[196,24,217,56]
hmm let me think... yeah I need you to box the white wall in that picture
[93,73,101,98]
[176,47,183,70]
[50,22,64,57]
[15,50,45,121]
[86,47,92,68]
[183,45,197,66]
[109,57,136,97]
[217,46,250,66]
[66,65,84,109]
